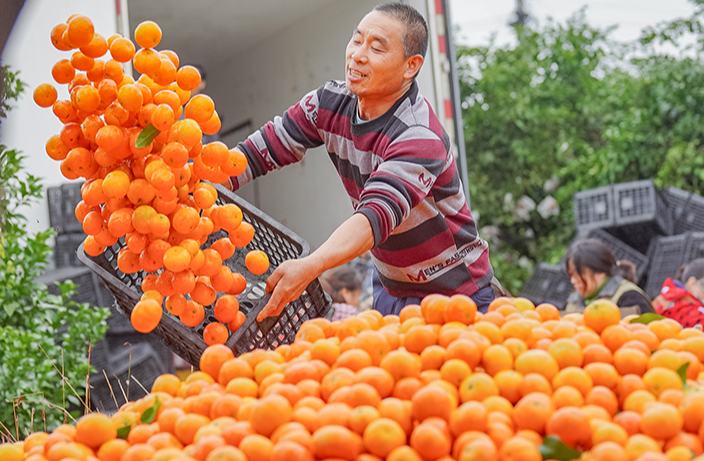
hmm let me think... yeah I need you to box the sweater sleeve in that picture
[354,126,450,246]
[229,86,325,190]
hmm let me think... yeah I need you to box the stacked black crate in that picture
[104,306,175,373]
[37,266,104,306]
[36,266,114,378]
[46,181,114,312]
[642,186,704,298]
[573,185,617,236]
[48,182,85,269]
[645,232,704,298]
[644,234,689,298]
[519,263,573,309]
[89,344,167,413]
[662,188,704,234]
[684,232,704,261]
[44,183,173,409]
[609,180,673,254]
[43,183,107,378]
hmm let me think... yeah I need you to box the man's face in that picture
[345,11,415,99]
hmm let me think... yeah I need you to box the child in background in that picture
[654,258,704,328]
[320,265,363,321]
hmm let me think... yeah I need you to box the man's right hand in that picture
[257,256,323,321]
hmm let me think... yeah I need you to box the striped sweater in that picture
[230,80,493,298]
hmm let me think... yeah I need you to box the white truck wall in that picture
[209,0,440,249]
[0,0,118,235]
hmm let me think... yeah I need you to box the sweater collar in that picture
[350,81,419,135]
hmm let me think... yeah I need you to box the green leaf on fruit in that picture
[539,435,582,461]
[140,396,161,423]
[116,424,131,439]
[136,124,159,148]
[677,362,690,387]
[629,313,664,324]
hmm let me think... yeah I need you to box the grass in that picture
[0,341,148,442]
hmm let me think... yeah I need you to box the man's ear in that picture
[404,55,424,80]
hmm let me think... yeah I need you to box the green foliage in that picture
[0,282,109,438]
[640,0,704,49]
[0,148,50,322]
[0,65,24,119]
[459,4,704,293]
[0,74,108,439]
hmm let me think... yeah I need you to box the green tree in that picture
[0,65,108,440]
[459,4,704,293]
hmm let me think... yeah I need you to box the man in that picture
[227,3,494,320]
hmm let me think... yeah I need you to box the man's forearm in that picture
[305,213,375,275]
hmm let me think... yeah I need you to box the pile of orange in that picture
[5,295,704,460]
[34,14,272,344]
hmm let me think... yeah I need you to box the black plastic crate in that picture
[573,185,615,233]
[519,263,573,309]
[78,184,331,367]
[38,266,102,305]
[684,232,704,263]
[106,333,174,372]
[663,188,704,234]
[55,232,85,268]
[105,302,174,372]
[613,180,670,228]
[60,182,84,233]
[106,305,135,335]
[609,180,672,253]
[645,234,689,297]
[90,339,112,376]
[587,229,649,282]
[46,182,84,235]
[95,278,114,307]
[89,344,165,413]
[47,186,65,234]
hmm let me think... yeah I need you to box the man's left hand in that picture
[256,256,322,321]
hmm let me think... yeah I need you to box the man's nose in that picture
[351,47,367,63]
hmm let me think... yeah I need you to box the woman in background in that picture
[564,238,652,315]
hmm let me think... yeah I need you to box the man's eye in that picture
[372,47,382,52]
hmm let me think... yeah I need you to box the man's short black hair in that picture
[374,2,428,58]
